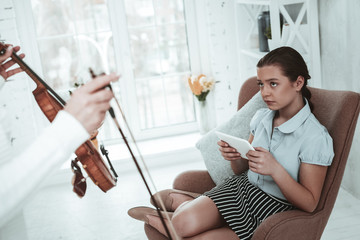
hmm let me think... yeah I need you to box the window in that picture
[29,0,198,141]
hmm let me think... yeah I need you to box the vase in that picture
[257,11,270,52]
[258,11,284,52]
[195,100,211,134]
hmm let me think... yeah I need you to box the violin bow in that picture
[89,69,179,240]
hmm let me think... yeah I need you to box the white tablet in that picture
[215,131,255,159]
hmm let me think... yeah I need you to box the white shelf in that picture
[234,0,322,87]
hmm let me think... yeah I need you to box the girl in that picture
[128,47,334,240]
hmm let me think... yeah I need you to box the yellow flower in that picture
[188,75,203,95]
[187,74,215,101]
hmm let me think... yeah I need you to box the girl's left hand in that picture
[246,147,280,176]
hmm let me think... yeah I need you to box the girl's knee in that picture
[171,196,221,237]
[171,208,200,237]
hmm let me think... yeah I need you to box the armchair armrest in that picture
[173,170,216,194]
[252,209,323,240]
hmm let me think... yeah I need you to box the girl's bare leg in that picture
[170,193,196,210]
[147,196,227,238]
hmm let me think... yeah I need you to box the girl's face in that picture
[257,65,303,111]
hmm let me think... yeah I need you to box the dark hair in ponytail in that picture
[257,47,314,111]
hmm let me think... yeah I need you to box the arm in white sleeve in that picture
[0,110,89,227]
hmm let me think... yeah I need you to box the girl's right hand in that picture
[217,140,243,161]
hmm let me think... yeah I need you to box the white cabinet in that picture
[234,0,321,87]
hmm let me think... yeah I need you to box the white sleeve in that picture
[0,110,89,227]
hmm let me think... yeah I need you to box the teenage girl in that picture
[128,47,334,240]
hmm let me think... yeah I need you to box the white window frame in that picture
[15,0,211,141]
[107,0,208,140]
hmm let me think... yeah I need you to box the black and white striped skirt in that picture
[203,172,294,240]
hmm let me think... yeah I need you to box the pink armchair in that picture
[144,77,360,240]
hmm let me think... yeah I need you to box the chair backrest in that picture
[310,87,359,229]
[237,76,260,110]
[237,77,360,235]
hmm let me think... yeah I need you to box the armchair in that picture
[145,77,360,240]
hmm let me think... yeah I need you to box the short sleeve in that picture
[249,108,267,136]
[299,131,334,166]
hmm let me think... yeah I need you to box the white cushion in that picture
[195,92,267,184]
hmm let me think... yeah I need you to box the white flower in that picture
[199,76,215,92]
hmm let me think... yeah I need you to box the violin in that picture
[0,42,117,194]
[0,43,175,239]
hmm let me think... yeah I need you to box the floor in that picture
[24,159,360,240]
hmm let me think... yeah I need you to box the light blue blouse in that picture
[247,100,334,200]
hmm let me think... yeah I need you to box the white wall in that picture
[0,0,44,158]
[318,0,360,199]
[204,0,241,125]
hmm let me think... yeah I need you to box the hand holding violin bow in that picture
[64,73,119,135]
